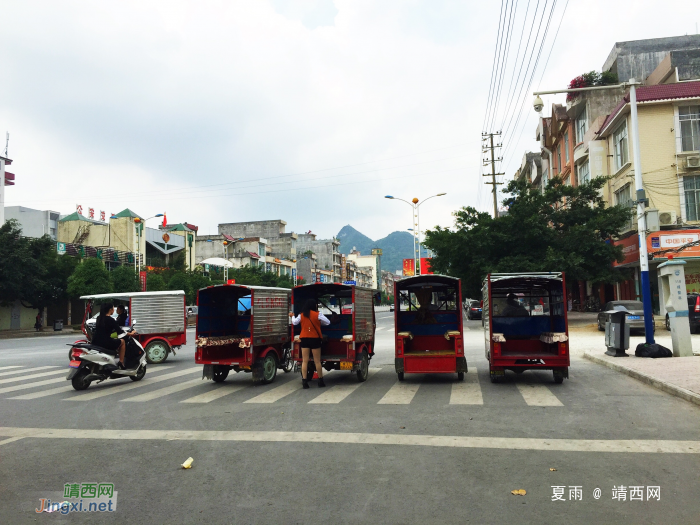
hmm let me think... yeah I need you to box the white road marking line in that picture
[121,378,205,402]
[378,381,420,405]
[516,382,564,407]
[0,366,23,371]
[245,371,334,404]
[65,367,202,401]
[180,384,245,404]
[308,369,379,404]
[9,366,175,400]
[0,437,23,446]
[0,366,57,378]
[1,426,698,454]
[375,326,385,331]
[0,369,66,385]
[0,377,66,395]
[450,368,483,405]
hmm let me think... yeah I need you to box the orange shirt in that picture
[300,311,322,338]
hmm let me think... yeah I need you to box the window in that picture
[615,183,635,230]
[564,133,570,163]
[684,175,700,221]
[577,160,590,186]
[576,107,588,142]
[679,105,700,152]
[258,243,265,257]
[613,122,629,171]
[557,144,562,171]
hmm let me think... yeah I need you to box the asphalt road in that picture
[1,312,699,524]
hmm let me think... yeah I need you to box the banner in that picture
[403,259,415,277]
[420,258,433,274]
[139,271,147,292]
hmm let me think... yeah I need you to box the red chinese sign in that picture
[420,258,433,274]
[100,211,106,222]
[403,259,415,277]
[139,271,147,292]
[255,297,287,309]
[88,208,95,219]
[76,205,83,215]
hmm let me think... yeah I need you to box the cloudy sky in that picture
[2,0,699,241]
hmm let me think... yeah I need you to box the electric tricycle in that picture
[483,272,570,383]
[292,283,378,381]
[393,275,467,381]
[195,284,293,384]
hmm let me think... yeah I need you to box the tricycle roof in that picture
[199,283,291,293]
[293,283,375,295]
[396,274,459,290]
[80,290,185,300]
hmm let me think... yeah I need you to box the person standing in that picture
[290,299,331,389]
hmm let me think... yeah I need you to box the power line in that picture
[487,0,518,133]
[482,0,508,132]
[535,0,570,90]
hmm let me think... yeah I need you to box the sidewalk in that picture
[573,331,700,407]
[0,328,83,340]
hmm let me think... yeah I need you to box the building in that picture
[4,206,60,239]
[296,233,342,282]
[218,219,298,260]
[381,270,398,298]
[0,154,15,226]
[513,153,543,188]
[346,248,381,289]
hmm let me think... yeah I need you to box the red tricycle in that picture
[195,284,293,384]
[393,275,467,381]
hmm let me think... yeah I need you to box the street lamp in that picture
[133,214,164,274]
[532,80,654,344]
[207,239,230,281]
[386,193,446,275]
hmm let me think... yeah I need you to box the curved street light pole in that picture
[133,214,164,275]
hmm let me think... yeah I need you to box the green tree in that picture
[111,264,141,293]
[168,272,191,297]
[424,176,632,298]
[146,273,166,292]
[67,258,113,298]
[172,252,187,272]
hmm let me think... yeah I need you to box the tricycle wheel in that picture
[71,369,91,390]
[356,351,369,382]
[129,364,146,381]
[553,370,565,384]
[397,372,404,381]
[212,365,229,383]
[145,340,169,364]
[457,372,464,381]
[257,353,278,384]
[281,348,294,373]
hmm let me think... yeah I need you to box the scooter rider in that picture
[92,303,137,368]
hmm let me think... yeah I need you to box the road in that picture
[1,312,699,524]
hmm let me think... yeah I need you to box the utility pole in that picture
[482,132,504,218]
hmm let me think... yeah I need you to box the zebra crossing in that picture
[0,365,570,407]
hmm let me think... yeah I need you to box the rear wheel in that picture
[597,319,605,331]
[281,348,294,373]
[553,370,565,384]
[129,364,146,381]
[212,365,229,383]
[397,372,404,381]
[258,353,278,384]
[665,315,670,331]
[145,340,169,364]
[457,372,464,381]
[71,369,91,390]
[356,351,369,382]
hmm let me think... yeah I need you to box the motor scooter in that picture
[67,327,147,391]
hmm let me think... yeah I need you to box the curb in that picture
[583,352,700,408]
[0,330,83,340]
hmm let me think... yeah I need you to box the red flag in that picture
[162,213,167,228]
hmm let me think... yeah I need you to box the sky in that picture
[2,0,699,242]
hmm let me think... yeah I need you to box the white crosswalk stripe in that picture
[0,366,23,371]
[0,376,66,395]
[0,369,66,385]
[180,384,245,404]
[449,368,483,405]
[378,381,421,405]
[65,367,202,401]
[122,378,205,402]
[9,366,175,400]
[308,369,380,404]
[244,371,334,404]
[0,366,57,378]
[516,382,564,407]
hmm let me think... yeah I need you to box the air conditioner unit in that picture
[659,210,677,226]
[687,155,700,169]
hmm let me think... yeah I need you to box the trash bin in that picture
[604,310,629,357]
[53,319,63,331]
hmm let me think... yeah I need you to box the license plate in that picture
[340,361,353,370]
[627,315,640,320]
[69,360,81,368]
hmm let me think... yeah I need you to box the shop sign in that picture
[57,242,66,255]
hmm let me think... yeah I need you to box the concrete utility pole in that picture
[482,132,504,218]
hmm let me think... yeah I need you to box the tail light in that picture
[493,342,501,357]
[558,342,567,356]
[71,348,85,359]
[695,296,700,313]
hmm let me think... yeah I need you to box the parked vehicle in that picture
[292,283,378,381]
[67,326,147,390]
[466,300,482,320]
[394,275,467,381]
[195,284,293,384]
[389,303,395,312]
[597,300,654,333]
[78,291,187,364]
[187,306,198,316]
[483,272,569,384]
[665,293,700,332]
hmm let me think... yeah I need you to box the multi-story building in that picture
[4,206,61,240]
[346,248,381,290]
[295,233,342,282]
[381,270,398,298]
[218,220,298,261]
[513,153,543,188]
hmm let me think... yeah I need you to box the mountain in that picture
[337,225,415,274]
